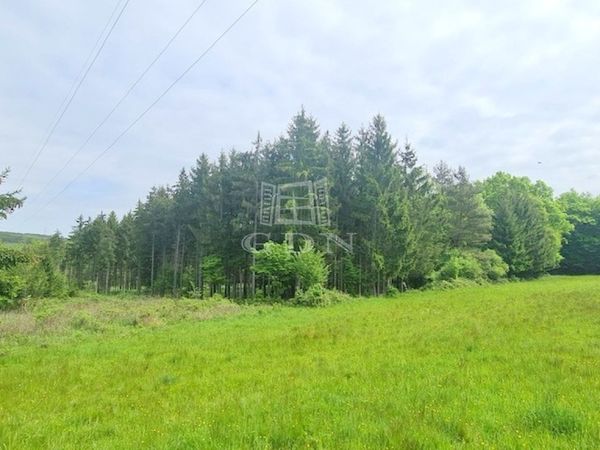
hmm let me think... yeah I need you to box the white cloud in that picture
[2,0,600,233]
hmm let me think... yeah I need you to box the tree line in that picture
[1,109,598,303]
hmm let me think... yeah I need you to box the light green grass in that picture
[1,276,599,449]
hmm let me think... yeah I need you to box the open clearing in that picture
[1,276,599,449]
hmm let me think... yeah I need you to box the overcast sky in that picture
[2,0,600,235]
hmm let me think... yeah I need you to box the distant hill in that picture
[0,231,50,246]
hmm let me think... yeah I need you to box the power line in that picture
[37,0,125,146]
[17,0,131,190]
[22,0,259,224]
[26,0,209,207]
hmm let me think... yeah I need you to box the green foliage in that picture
[435,164,493,249]
[472,249,509,280]
[0,231,49,246]
[0,168,24,220]
[385,285,401,297]
[436,252,483,281]
[427,277,483,291]
[480,173,572,277]
[0,244,28,270]
[293,285,351,307]
[253,242,296,298]
[0,269,25,309]
[180,265,199,297]
[294,242,329,291]
[433,249,508,283]
[253,241,329,299]
[557,191,600,274]
[0,241,67,309]
[11,111,592,299]
[202,255,226,288]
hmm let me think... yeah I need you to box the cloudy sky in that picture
[2,0,600,234]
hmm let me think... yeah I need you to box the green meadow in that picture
[1,276,599,449]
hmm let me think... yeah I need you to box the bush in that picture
[0,242,68,308]
[385,285,401,297]
[294,285,351,307]
[427,278,482,291]
[433,249,508,284]
[472,249,509,280]
[253,242,296,298]
[0,269,26,310]
[294,242,329,291]
[436,252,483,281]
[253,241,329,299]
[0,245,28,308]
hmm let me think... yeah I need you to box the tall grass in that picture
[0,276,599,448]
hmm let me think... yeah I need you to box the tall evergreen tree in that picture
[481,173,571,276]
[443,166,492,249]
[557,191,600,274]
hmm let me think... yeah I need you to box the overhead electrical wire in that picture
[17,0,131,190]
[26,0,210,207]
[21,0,259,224]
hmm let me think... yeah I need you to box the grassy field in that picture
[0,277,599,449]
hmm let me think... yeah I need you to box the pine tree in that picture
[355,115,399,294]
[444,166,492,249]
[0,168,24,220]
[558,191,600,274]
[481,173,571,276]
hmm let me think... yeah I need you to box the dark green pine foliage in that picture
[480,173,571,277]
[285,107,327,180]
[355,115,402,294]
[442,166,492,249]
[50,110,577,298]
[399,143,445,286]
[0,169,24,220]
[326,123,359,292]
[328,123,356,232]
[557,191,600,274]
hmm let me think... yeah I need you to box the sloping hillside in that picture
[0,230,49,246]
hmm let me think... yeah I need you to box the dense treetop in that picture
[1,110,597,302]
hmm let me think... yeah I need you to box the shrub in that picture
[0,242,67,307]
[0,245,29,308]
[385,285,401,297]
[294,285,351,307]
[472,249,509,280]
[294,242,329,291]
[436,252,483,281]
[253,241,329,299]
[252,242,296,298]
[426,278,482,291]
[0,269,26,309]
[434,249,508,284]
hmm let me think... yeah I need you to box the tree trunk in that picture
[180,234,186,292]
[105,264,110,294]
[150,232,156,295]
[173,225,181,297]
